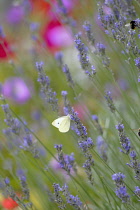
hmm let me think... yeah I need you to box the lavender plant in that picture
[0,0,140,209]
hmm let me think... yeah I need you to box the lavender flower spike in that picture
[74,33,96,78]
[127,151,140,180]
[36,61,58,112]
[54,144,76,174]
[116,123,131,154]
[104,91,116,113]
[53,183,65,209]
[112,172,130,203]
[134,186,140,198]
[1,104,21,135]
[83,21,95,45]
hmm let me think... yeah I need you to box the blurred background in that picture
[0,0,140,209]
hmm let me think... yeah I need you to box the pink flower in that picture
[2,77,31,104]
[62,0,77,11]
[42,19,73,53]
[73,104,88,120]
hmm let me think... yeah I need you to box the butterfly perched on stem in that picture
[52,115,71,133]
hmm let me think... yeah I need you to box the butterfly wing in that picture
[52,116,67,128]
[58,116,71,133]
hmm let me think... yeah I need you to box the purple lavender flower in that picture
[16,169,25,179]
[18,173,30,201]
[134,186,140,198]
[127,151,140,180]
[104,91,116,113]
[53,183,83,209]
[130,150,136,159]
[112,173,130,203]
[2,77,31,104]
[4,177,10,185]
[61,92,95,184]
[74,33,96,77]
[54,144,63,151]
[112,173,125,185]
[78,137,94,153]
[54,144,76,174]
[53,183,65,209]
[96,43,106,56]
[115,186,130,203]
[115,123,124,132]
[92,115,98,122]
[83,154,94,185]
[2,178,19,205]
[83,21,95,45]
[135,57,140,69]
[62,64,74,87]
[62,184,83,209]
[65,153,75,169]
[61,101,87,140]
[20,127,39,158]
[35,61,44,69]
[55,51,63,67]
[36,61,58,112]
[1,104,21,135]
[116,123,131,154]
[49,157,75,181]
[66,194,83,209]
[92,115,103,135]
[96,136,108,161]
[61,90,68,96]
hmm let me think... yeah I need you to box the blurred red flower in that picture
[0,37,14,60]
[2,197,18,209]
[42,19,73,53]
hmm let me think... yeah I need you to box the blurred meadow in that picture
[0,0,140,209]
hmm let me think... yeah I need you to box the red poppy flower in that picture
[2,197,18,209]
[0,37,14,60]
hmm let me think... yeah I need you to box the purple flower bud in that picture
[92,115,98,121]
[130,150,136,159]
[36,61,44,69]
[135,57,140,69]
[115,186,130,203]
[112,172,125,182]
[4,177,10,185]
[115,123,124,132]
[61,91,68,96]
[134,186,140,197]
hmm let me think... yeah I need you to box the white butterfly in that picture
[52,115,71,133]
